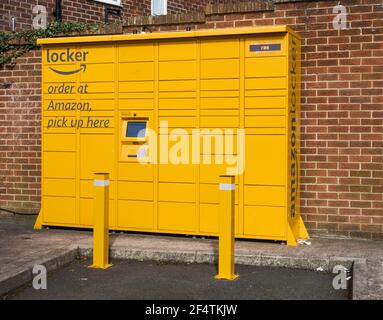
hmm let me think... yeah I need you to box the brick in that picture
[328,215,350,223]
[339,223,361,231]
[350,231,372,239]
[317,222,339,231]
[350,216,372,224]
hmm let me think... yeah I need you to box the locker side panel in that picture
[242,34,289,240]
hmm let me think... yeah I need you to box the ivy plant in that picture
[0,21,105,67]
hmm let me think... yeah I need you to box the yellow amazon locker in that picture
[36,26,308,246]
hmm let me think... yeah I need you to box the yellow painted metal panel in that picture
[43,179,75,197]
[159,98,196,110]
[199,203,219,233]
[119,92,153,100]
[159,91,197,99]
[158,202,195,232]
[244,135,286,185]
[245,115,286,128]
[159,80,197,92]
[159,116,196,128]
[159,109,196,117]
[119,99,154,109]
[80,64,114,82]
[201,39,240,59]
[80,100,114,111]
[200,116,239,128]
[200,79,239,91]
[43,65,77,83]
[80,45,115,63]
[245,89,286,97]
[246,78,286,90]
[245,109,286,116]
[286,34,308,245]
[245,96,286,109]
[244,186,285,207]
[200,97,239,109]
[119,62,154,81]
[159,183,196,203]
[246,127,286,135]
[199,134,238,155]
[200,109,238,116]
[201,59,239,79]
[79,135,114,179]
[118,162,154,181]
[43,134,76,151]
[200,91,239,98]
[117,200,154,229]
[73,81,114,96]
[84,82,115,93]
[159,61,196,80]
[118,181,153,201]
[118,43,154,62]
[43,152,75,178]
[119,81,154,92]
[159,41,197,61]
[245,57,286,78]
[159,164,196,183]
[43,196,76,224]
[244,206,286,238]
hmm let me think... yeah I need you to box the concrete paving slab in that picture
[0,214,382,299]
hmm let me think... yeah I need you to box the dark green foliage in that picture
[0,21,104,67]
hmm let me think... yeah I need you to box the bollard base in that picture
[214,274,239,281]
[89,263,113,270]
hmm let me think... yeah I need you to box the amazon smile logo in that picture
[49,64,86,75]
[47,48,89,75]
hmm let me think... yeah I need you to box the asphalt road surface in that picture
[6,257,350,300]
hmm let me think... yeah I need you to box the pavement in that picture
[6,257,349,300]
[0,214,382,299]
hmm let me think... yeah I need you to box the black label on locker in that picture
[249,44,281,52]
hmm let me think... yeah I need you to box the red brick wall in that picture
[167,0,207,14]
[1,0,382,240]
[0,50,42,213]
[0,0,207,32]
[0,0,104,31]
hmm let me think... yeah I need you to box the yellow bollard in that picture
[90,173,112,269]
[215,175,238,280]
